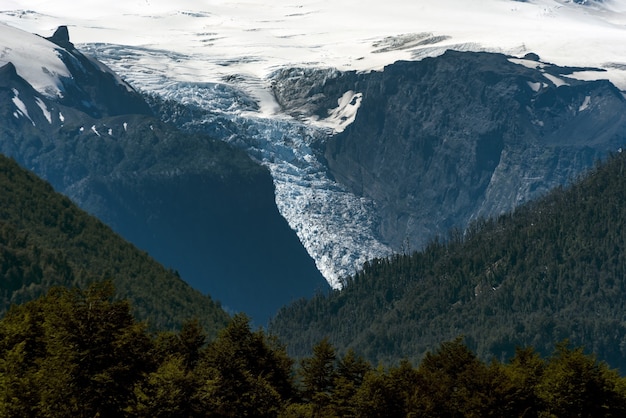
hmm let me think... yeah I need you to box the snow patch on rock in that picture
[11,88,34,125]
[35,97,52,123]
[0,22,71,98]
[309,91,363,134]
[579,95,591,111]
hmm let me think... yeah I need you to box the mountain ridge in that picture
[306,50,626,251]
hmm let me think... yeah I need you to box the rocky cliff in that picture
[274,51,626,251]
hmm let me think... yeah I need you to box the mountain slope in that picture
[0,153,229,336]
[0,24,328,323]
[4,4,626,293]
[270,151,626,372]
[274,50,626,252]
[5,0,626,289]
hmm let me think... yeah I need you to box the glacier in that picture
[81,43,393,289]
[3,0,626,288]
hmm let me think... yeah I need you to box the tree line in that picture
[1,281,625,417]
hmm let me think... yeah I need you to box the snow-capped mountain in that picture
[0,23,149,117]
[2,0,626,289]
[0,23,328,323]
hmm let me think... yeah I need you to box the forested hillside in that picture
[270,151,626,371]
[0,154,229,335]
[2,284,625,417]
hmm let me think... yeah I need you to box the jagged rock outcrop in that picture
[46,25,73,49]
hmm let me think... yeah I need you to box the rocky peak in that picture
[46,25,74,50]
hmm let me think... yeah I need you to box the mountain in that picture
[126,51,626,290]
[0,23,328,323]
[3,3,626,289]
[270,151,626,372]
[304,50,626,250]
[2,3,626,374]
[0,152,229,336]
[5,0,626,289]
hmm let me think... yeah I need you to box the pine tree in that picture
[0,281,152,417]
[299,338,337,416]
[538,341,626,417]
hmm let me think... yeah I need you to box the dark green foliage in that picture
[537,341,626,417]
[0,286,295,418]
[0,153,229,335]
[332,349,371,416]
[196,313,295,417]
[301,339,336,401]
[285,344,373,417]
[353,361,417,418]
[0,282,151,417]
[270,152,626,371]
[1,287,625,417]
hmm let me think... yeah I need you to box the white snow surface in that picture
[579,95,592,111]
[312,91,363,134]
[3,1,626,106]
[11,88,34,125]
[0,22,71,98]
[542,73,569,87]
[3,0,626,288]
[35,97,52,123]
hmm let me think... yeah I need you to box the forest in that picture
[270,151,626,372]
[1,281,625,418]
[0,153,228,335]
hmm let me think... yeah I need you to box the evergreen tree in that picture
[197,313,294,417]
[331,349,371,416]
[538,341,626,417]
[299,338,337,416]
[499,346,546,417]
[413,337,496,417]
[0,281,152,417]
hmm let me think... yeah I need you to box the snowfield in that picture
[0,22,71,98]
[2,0,626,288]
[3,0,626,108]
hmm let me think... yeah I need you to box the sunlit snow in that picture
[35,97,52,124]
[542,73,569,87]
[527,81,542,92]
[0,23,71,98]
[11,88,34,125]
[3,0,626,94]
[309,91,363,134]
[579,95,592,111]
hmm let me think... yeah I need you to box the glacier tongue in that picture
[216,109,393,289]
[85,43,392,289]
[226,115,393,289]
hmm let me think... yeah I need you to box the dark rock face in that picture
[46,25,73,49]
[0,37,327,323]
[276,51,626,250]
